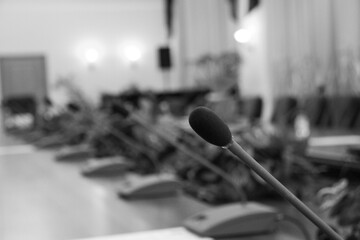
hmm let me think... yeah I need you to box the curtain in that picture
[265,0,360,98]
[164,0,174,39]
[174,0,237,88]
[228,0,238,21]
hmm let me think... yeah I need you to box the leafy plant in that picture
[316,179,360,239]
[194,52,241,94]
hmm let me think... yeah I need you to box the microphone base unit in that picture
[55,144,93,161]
[118,173,182,199]
[183,202,280,238]
[187,107,344,240]
[81,156,133,177]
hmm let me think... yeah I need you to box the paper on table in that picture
[73,227,213,240]
[308,135,360,147]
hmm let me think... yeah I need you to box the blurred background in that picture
[0,0,360,240]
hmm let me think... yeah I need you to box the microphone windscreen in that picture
[189,107,232,147]
[67,102,81,112]
[112,103,130,118]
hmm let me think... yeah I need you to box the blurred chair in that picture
[2,95,37,131]
[270,96,298,127]
[302,96,328,129]
[349,97,360,130]
[238,96,263,123]
[326,96,359,130]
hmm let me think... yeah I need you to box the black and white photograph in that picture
[0,0,359,240]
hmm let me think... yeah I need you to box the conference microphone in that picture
[112,102,248,202]
[189,106,343,240]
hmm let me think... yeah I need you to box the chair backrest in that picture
[327,96,360,129]
[303,96,328,128]
[2,95,37,131]
[208,98,239,123]
[352,98,360,130]
[3,95,37,115]
[239,96,263,122]
[271,96,298,127]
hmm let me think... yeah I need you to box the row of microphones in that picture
[189,107,344,240]
[111,102,248,203]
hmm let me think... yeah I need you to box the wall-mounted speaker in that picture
[158,46,172,70]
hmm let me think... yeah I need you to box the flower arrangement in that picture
[316,179,360,239]
[194,52,241,94]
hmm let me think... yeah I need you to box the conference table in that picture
[105,122,358,240]
[0,144,314,240]
[74,125,358,240]
[72,198,315,240]
[305,133,360,171]
[74,225,308,240]
[5,124,353,240]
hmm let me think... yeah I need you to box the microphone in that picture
[112,102,248,202]
[189,106,343,240]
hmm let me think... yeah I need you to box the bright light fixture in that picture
[84,48,100,65]
[125,46,141,63]
[234,28,252,43]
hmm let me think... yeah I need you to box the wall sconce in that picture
[234,28,252,44]
[124,46,142,66]
[84,48,100,69]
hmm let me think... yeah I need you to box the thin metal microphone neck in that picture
[224,139,344,240]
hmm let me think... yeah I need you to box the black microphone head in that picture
[67,102,81,113]
[189,106,232,147]
[112,103,130,118]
